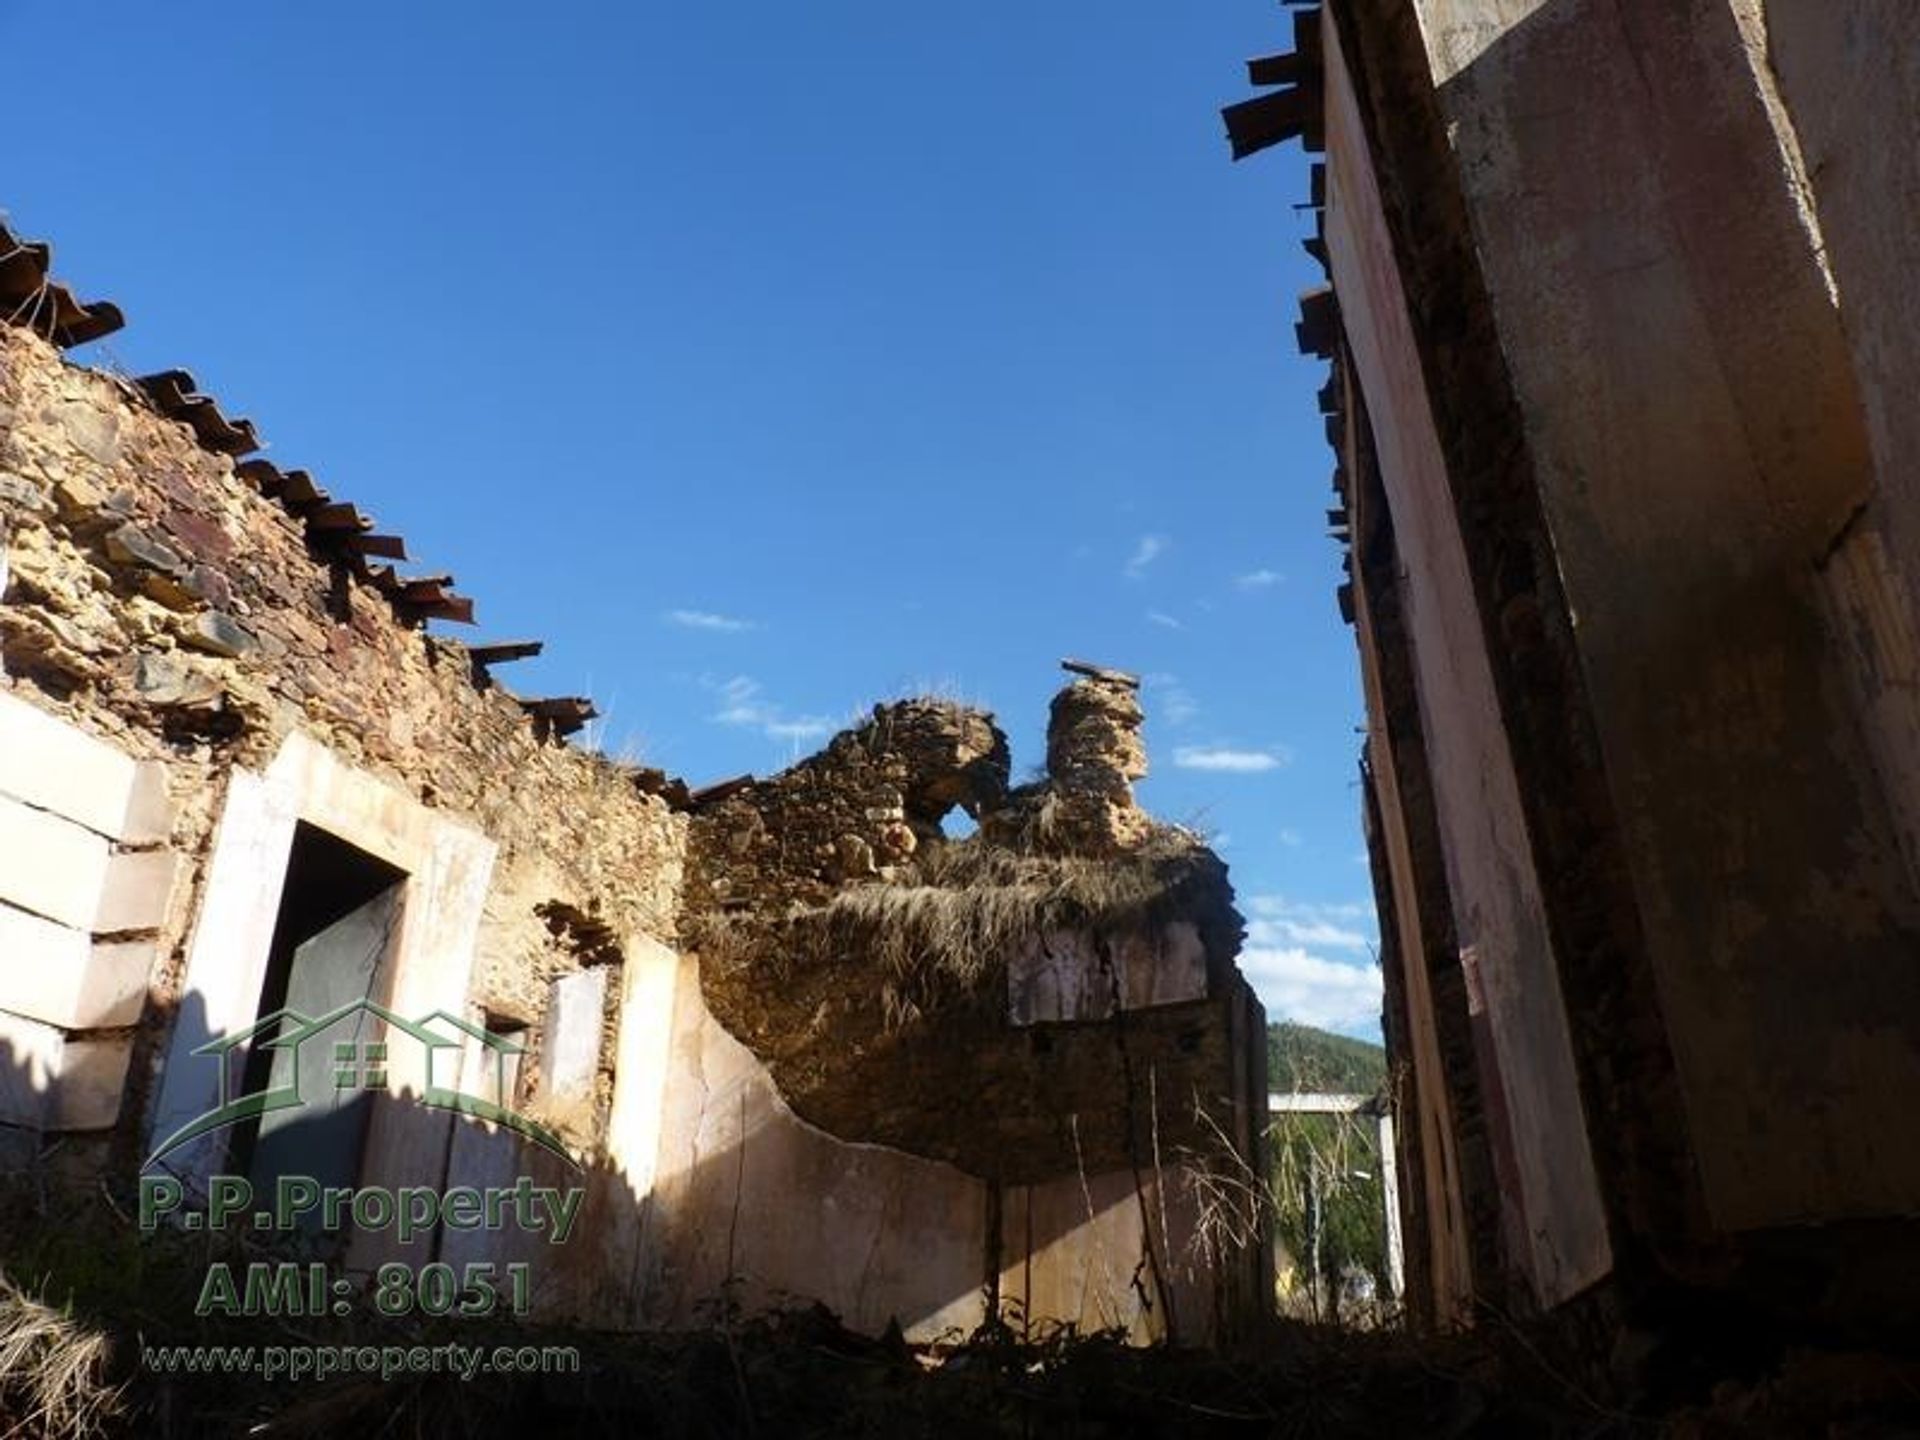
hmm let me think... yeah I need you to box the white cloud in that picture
[712,675,761,722]
[1146,609,1183,630]
[1239,946,1383,1034]
[709,675,833,744]
[1247,896,1376,952]
[1241,898,1383,1030]
[1235,568,1282,590]
[1173,745,1290,773]
[667,608,756,633]
[1123,534,1167,579]
[1279,828,1303,848]
[1250,897,1373,921]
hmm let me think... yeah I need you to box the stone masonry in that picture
[0,321,684,1170]
[685,669,1253,1184]
[0,280,1271,1345]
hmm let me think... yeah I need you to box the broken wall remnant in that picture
[683,663,1271,1339]
[1231,0,1920,1359]
[1004,662,1153,855]
[0,226,1272,1345]
[685,666,1253,1184]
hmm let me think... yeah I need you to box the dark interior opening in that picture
[483,1011,530,1108]
[229,822,407,1180]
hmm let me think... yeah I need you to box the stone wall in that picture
[0,321,685,1170]
[630,948,1264,1346]
[689,696,1009,916]
[684,678,1253,1186]
[0,314,1270,1345]
[679,671,1270,1339]
[1023,673,1152,854]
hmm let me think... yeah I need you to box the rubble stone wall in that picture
[684,682,1252,1184]
[0,323,685,1168]
[0,317,1267,1345]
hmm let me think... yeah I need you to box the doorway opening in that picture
[231,822,407,1211]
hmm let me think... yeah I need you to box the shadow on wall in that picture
[1340,0,1920,1332]
[1,980,1259,1348]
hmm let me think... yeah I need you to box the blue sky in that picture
[4,2,1382,1036]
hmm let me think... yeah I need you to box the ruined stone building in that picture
[0,225,1270,1343]
[1228,0,1920,1353]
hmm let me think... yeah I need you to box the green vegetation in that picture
[1264,1024,1391,1321]
[1267,1022,1387,1096]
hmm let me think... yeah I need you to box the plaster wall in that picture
[146,730,496,1209]
[636,949,989,1341]
[1354,581,1474,1320]
[1407,0,1920,1230]
[1323,12,1610,1307]
[630,948,1248,1343]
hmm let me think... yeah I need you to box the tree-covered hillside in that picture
[1267,1021,1387,1096]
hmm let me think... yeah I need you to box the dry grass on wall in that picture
[692,828,1232,1029]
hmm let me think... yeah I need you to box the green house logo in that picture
[145,999,579,1170]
